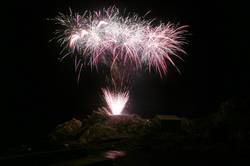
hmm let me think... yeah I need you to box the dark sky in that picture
[1,0,249,147]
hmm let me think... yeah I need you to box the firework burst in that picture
[54,6,189,115]
[102,88,129,115]
[54,6,187,76]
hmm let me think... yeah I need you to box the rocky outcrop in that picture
[49,109,153,146]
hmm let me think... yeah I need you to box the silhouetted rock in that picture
[49,98,250,152]
[50,108,152,147]
[49,118,82,144]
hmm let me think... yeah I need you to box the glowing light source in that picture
[102,89,129,115]
[55,6,187,76]
[54,6,189,115]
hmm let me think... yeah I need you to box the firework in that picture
[54,6,188,116]
[102,88,129,115]
[55,6,187,76]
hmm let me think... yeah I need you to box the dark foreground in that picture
[1,136,250,166]
[1,99,250,165]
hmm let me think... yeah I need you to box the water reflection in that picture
[104,150,126,159]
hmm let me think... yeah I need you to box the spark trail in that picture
[54,6,188,115]
[54,6,187,76]
[102,89,129,115]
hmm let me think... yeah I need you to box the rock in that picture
[50,109,153,146]
[49,118,82,143]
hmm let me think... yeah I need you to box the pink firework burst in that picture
[102,88,129,115]
[54,6,188,76]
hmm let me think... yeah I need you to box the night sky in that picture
[1,0,249,147]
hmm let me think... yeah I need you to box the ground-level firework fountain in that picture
[102,89,129,115]
[54,6,187,115]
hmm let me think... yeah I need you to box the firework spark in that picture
[55,6,187,76]
[102,89,129,115]
[54,7,189,116]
